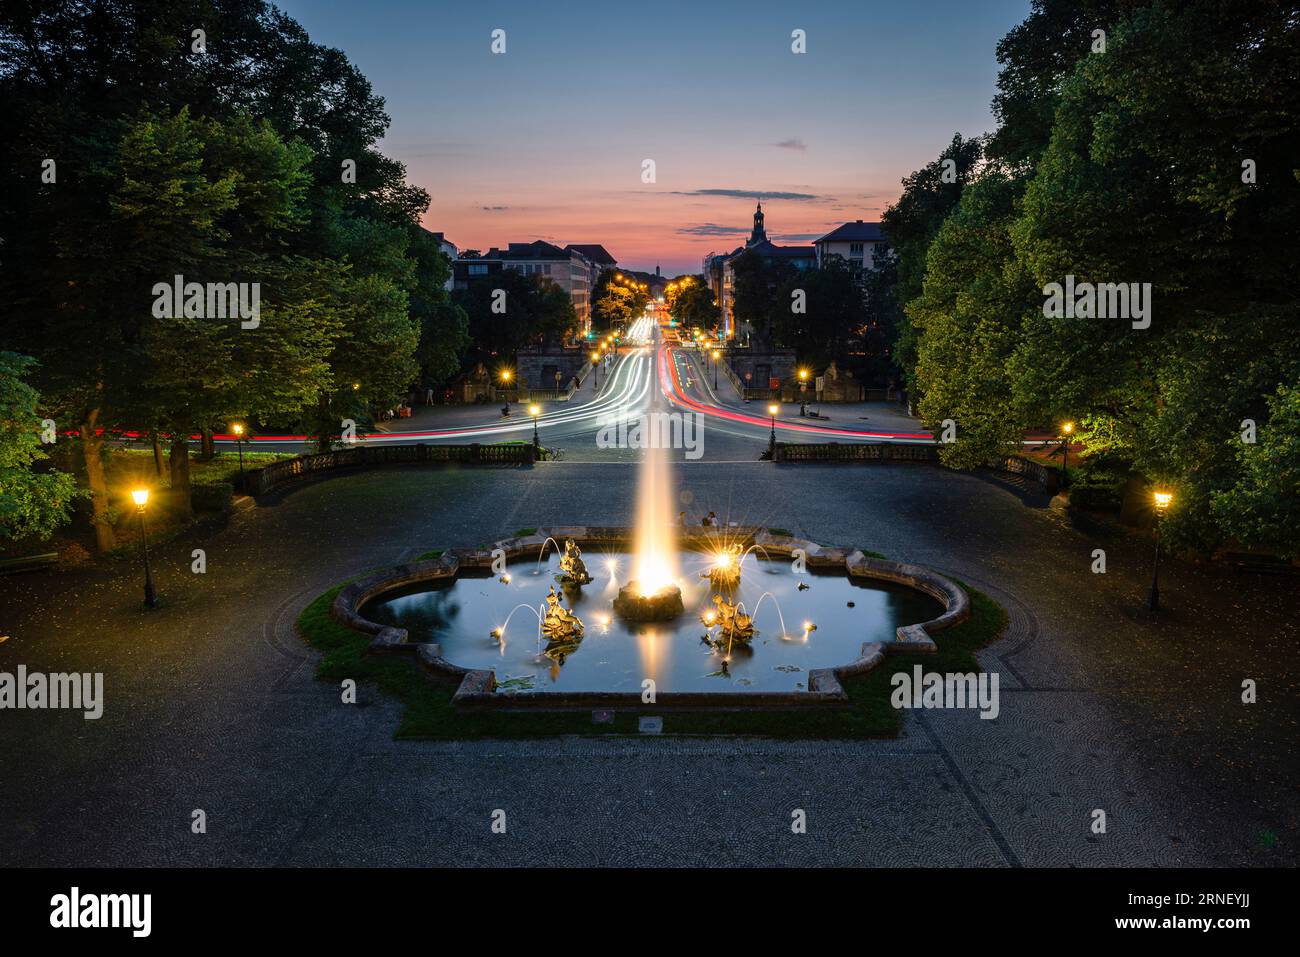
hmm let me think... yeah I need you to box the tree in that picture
[0,353,81,543]
[590,269,646,333]
[667,277,718,330]
[772,258,865,366]
[1212,384,1300,559]
[1008,1,1300,551]
[453,271,577,367]
[881,133,984,394]
[900,0,1300,555]
[909,174,1036,468]
[1,1,439,541]
[729,250,794,344]
[986,0,1144,169]
[407,228,467,387]
[593,284,635,332]
[108,107,330,504]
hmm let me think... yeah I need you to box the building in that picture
[705,202,818,340]
[813,220,887,277]
[452,240,612,337]
[565,244,618,275]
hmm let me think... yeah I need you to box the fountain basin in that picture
[612,582,685,621]
[330,527,972,709]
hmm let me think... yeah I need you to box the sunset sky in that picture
[277,0,1031,275]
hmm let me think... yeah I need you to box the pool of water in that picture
[362,549,942,693]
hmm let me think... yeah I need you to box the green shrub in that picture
[190,482,234,512]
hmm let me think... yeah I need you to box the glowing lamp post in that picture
[1060,421,1075,487]
[529,403,541,450]
[711,349,721,391]
[768,403,779,456]
[131,488,158,609]
[590,350,600,389]
[1147,490,1174,612]
[231,422,246,481]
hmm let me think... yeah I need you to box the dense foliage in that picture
[0,0,463,546]
[883,0,1300,554]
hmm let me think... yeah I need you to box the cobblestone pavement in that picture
[1,462,1295,867]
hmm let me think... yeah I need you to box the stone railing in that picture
[773,442,940,464]
[998,454,1060,492]
[241,442,534,496]
[325,526,971,712]
[719,357,745,395]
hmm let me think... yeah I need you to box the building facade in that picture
[453,240,613,337]
[813,220,887,277]
[705,202,817,340]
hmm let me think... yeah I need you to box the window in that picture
[850,242,863,254]
[468,263,488,276]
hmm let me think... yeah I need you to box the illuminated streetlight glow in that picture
[231,423,247,478]
[1148,489,1175,611]
[130,488,157,608]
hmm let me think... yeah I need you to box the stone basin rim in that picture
[325,526,972,711]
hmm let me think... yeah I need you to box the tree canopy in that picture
[883,0,1300,554]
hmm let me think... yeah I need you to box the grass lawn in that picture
[110,447,298,487]
[296,555,1008,740]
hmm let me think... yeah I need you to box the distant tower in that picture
[655,264,661,277]
[747,200,767,247]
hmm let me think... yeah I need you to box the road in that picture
[212,318,942,458]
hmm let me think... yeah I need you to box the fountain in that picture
[612,353,685,622]
[351,334,965,697]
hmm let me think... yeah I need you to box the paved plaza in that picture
[2,455,1295,867]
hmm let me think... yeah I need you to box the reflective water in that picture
[363,550,941,693]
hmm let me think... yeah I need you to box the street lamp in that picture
[131,488,158,609]
[767,402,779,456]
[590,350,600,389]
[1147,490,1174,612]
[1060,421,1075,487]
[231,422,246,482]
[529,403,541,449]
[711,349,721,391]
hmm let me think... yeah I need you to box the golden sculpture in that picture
[557,538,593,585]
[542,585,585,646]
[704,543,743,587]
[701,593,754,643]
